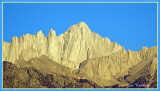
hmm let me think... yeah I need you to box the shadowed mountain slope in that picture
[3,61,102,88]
[15,55,73,76]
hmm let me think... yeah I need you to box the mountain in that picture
[2,22,157,88]
[3,22,123,69]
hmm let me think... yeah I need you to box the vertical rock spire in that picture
[47,28,61,64]
[48,28,56,37]
[36,30,44,38]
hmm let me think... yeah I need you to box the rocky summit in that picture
[3,22,157,88]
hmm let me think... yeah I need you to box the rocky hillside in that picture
[75,46,157,87]
[3,61,102,88]
[3,55,157,88]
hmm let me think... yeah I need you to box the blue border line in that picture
[0,0,159,91]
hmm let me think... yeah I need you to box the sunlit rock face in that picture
[2,22,124,69]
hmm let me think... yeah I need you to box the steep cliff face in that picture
[3,30,61,64]
[2,41,10,62]
[2,22,123,69]
[57,22,123,68]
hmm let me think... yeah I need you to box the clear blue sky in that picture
[3,3,157,51]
